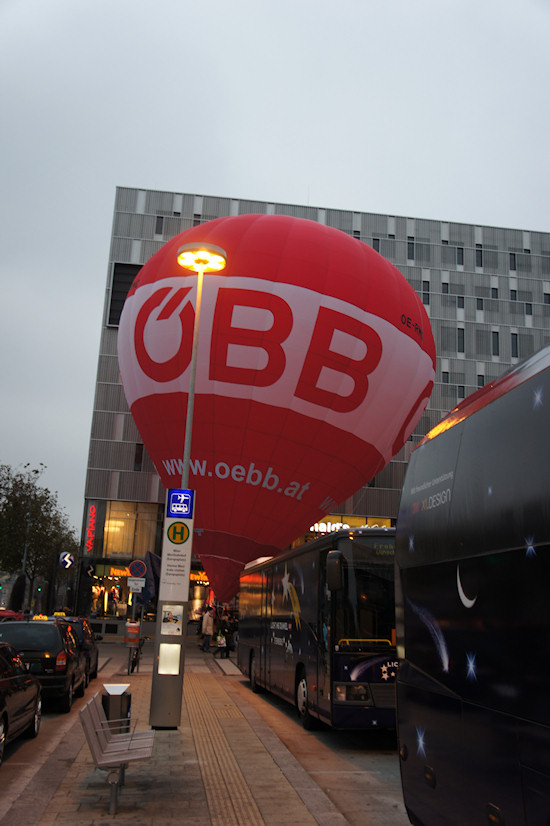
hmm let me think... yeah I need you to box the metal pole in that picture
[180,267,204,488]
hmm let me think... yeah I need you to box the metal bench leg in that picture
[107,770,120,815]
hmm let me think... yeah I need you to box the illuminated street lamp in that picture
[149,240,227,729]
[176,243,227,488]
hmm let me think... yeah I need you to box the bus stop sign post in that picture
[149,489,195,729]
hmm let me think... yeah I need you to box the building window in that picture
[422,280,430,305]
[458,328,465,353]
[457,296,465,309]
[353,230,360,238]
[544,293,550,305]
[442,282,449,294]
[108,263,142,326]
[458,386,465,399]
[509,252,516,271]
[476,244,483,267]
[491,287,499,299]
[510,289,517,301]
[477,298,484,311]
[442,371,449,383]
[193,213,201,226]
[457,247,464,266]
[526,303,533,315]
[477,375,485,388]
[407,237,415,260]
[492,331,500,356]
[134,443,144,472]
[103,501,162,559]
[511,333,518,358]
[372,238,380,252]
[155,215,164,235]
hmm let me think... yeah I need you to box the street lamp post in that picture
[149,242,227,729]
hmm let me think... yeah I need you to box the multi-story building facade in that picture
[80,186,550,616]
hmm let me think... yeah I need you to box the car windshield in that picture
[0,623,59,649]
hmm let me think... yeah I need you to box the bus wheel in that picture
[250,653,261,693]
[296,669,316,730]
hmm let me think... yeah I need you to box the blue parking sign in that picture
[167,489,194,519]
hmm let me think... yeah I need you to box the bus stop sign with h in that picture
[149,489,195,728]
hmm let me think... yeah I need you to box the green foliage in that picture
[0,464,79,587]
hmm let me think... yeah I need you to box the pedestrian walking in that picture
[200,606,214,652]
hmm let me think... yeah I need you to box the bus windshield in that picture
[332,535,395,651]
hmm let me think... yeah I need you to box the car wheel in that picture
[25,697,41,739]
[296,669,316,730]
[0,716,6,765]
[61,682,73,713]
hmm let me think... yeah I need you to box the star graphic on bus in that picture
[466,652,477,681]
[416,727,426,757]
[525,536,536,557]
[533,386,543,409]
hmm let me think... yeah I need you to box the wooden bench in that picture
[79,693,155,815]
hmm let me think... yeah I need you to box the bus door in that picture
[259,568,272,688]
[317,552,332,722]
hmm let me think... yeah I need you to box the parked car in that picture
[59,616,102,683]
[0,642,41,765]
[0,618,86,713]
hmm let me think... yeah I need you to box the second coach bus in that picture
[237,527,397,730]
[395,345,550,826]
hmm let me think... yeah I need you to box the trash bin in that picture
[102,684,131,733]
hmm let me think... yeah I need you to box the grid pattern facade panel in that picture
[141,240,164,262]
[476,328,491,358]
[274,203,318,220]
[380,238,396,260]
[85,469,110,499]
[97,355,121,383]
[503,228,524,250]
[90,412,115,441]
[115,188,139,212]
[449,223,473,246]
[100,328,119,358]
[145,190,175,215]
[95,383,129,414]
[113,213,150,239]
[361,213,388,236]
[162,216,187,240]
[415,219,441,242]
[238,200,268,214]
[123,415,141,442]
[325,210,353,233]
[118,472,156,502]
[203,197,232,217]
[519,333,536,359]
[89,440,135,471]
[110,238,133,262]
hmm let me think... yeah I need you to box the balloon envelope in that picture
[118,214,436,601]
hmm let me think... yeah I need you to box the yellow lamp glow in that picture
[177,242,227,274]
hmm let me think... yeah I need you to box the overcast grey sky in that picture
[1,0,549,534]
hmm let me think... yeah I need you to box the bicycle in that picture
[128,635,150,674]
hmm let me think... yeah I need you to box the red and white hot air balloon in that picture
[118,214,436,601]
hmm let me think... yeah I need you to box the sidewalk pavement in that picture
[0,636,407,826]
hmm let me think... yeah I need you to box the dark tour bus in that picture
[395,345,550,826]
[237,527,397,730]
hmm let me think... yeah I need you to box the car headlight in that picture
[333,683,372,704]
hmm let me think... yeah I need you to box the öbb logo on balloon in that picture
[118,213,436,602]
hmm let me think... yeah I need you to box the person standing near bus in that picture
[200,606,214,652]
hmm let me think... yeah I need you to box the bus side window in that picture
[327,551,344,591]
